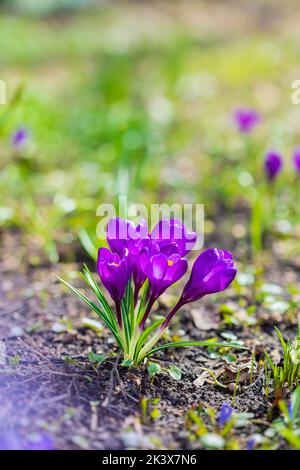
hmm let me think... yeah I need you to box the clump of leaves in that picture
[58,217,246,366]
[264,325,300,403]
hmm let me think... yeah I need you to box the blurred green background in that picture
[0,0,299,264]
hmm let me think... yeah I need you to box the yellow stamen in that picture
[111,262,119,267]
[168,260,174,266]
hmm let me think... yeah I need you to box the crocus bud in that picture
[292,148,300,174]
[233,108,260,134]
[97,247,131,302]
[180,249,237,304]
[264,150,283,181]
[159,249,237,331]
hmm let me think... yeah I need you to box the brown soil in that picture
[0,231,298,450]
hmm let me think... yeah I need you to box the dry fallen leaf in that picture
[190,308,219,331]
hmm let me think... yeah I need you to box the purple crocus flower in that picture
[181,249,237,304]
[97,247,131,326]
[139,251,188,330]
[106,217,154,304]
[218,403,234,426]
[106,217,148,256]
[151,219,197,256]
[11,127,28,149]
[233,108,260,133]
[160,249,237,330]
[292,148,300,173]
[264,150,283,181]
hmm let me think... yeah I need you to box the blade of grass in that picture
[146,340,248,358]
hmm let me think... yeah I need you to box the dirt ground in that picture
[0,230,298,450]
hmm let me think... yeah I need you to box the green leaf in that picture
[136,280,149,324]
[88,352,108,364]
[78,229,97,261]
[147,362,161,377]
[134,318,165,360]
[121,358,133,367]
[146,340,248,358]
[55,275,123,348]
[168,365,182,381]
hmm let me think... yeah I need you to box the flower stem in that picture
[139,297,155,331]
[159,298,184,331]
[115,300,123,329]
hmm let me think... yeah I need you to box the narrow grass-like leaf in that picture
[55,275,123,348]
[134,318,165,361]
[264,351,276,373]
[81,265,118,330]
[121,281,132,349]
[146,340,248,358]
[274,326,287,352]
[78,229,98,261]
[136,280,149,324]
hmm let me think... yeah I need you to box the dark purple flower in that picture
[218,403,234,426]
[139,251,188,330]
[264,150,283,181]
[140,251,188,300]
[97,247,131,326]
[233,108,260,133]
[151,219,197,256]
[106,217,147,256]
[106,217,155,303]
[292,148,300,173]
[181,249,237,304]
[160,249,236,330]
[11,127,28,149]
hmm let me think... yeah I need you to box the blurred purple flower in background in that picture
[218,403,234,426]
[11,127,29,149]
[292,148,300,173]
[264,150,283,181]
[233,108,260,133]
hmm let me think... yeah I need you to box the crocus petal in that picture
[151,219,197,256]
[163,258,188,284]
[151,254,168,281]
[97,246,131,302]
[181,249,237,303]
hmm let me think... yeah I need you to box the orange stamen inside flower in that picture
[168,260,174,266]
[111,262,119,267]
